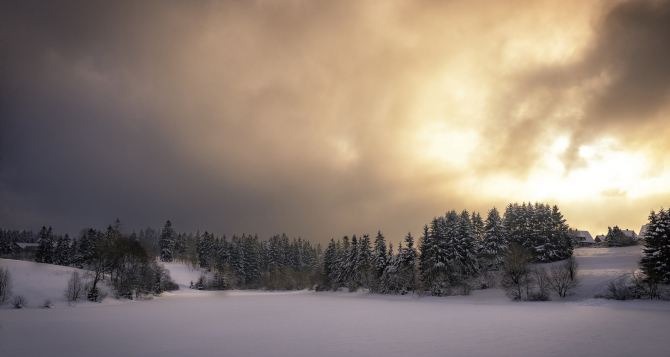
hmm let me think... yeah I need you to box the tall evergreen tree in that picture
[641,209,670,285]
[35,226,54,264]
[159,220,176,262]
[398,232,417,292]
[480,207,507,269]
[357,234,373,289]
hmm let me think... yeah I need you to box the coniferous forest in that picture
[1,202,575,298]
[3,202,670,301]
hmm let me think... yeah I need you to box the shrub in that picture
[12,295,27,309]
[598,272,647,300]
[42,299,53,308]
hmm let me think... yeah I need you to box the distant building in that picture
[12,242,39,260]
[595,234,606,243]
[621,229,638,240]
[571,230,595,246]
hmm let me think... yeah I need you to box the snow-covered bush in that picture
[42,299,53,308]
[0,266,11,305]
[598,272,649,300]
[12,295,27,309]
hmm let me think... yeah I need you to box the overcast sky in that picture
[2,0,670,242]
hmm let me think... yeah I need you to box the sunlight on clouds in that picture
[475,136,664,202]
[414,121,480,170]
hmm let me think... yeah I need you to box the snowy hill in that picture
[0,259,113,308]
[571,245,643,299]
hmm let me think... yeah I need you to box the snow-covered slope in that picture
[572,245,643,299]
[160,261,203,289]
[0,258,112,308]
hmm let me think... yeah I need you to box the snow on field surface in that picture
[2,247,669,357]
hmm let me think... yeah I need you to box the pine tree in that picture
[480,207,507,269]
[372,231,387,291]
[641,209,670,285]
[471,212,485,243]
[418,224,433,292]
[345,235,360,290]
[35,226,54,264]
[159,220,176,262]
[398,232,417,293]
[456,210,479,280]
[357,234,373,289]
[323,239,338,289]
[54,234,73,266]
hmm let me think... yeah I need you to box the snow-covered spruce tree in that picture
[480,207,507,270]
[357,234,373,289]
[471,212,485,243]
[418,224,433,291]
[35,226,55,264]
[334,236,350,288]
[197,232,216,269]
[456,210,479,285]
[54,234,73,266]
[372,231,387,291]
[641,209,670,287]
[159,220,176,262]
[426,216,450,296]
[345,235,360,290]
[322,239,338,290]
[503,203,572,262]
[397,232,417,293]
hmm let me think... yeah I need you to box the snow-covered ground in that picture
[1,246,669,357]
[0,258,114,307]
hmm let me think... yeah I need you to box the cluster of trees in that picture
[502,203,573,262]
[28,222,176,301]
[321,232,417,294]
[501,244,578,301]
[321,204,572,297]
[604,226,637,247]
[157,221,322,290]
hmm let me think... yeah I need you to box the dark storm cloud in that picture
[493,0,670,170]
[1,0,668,240]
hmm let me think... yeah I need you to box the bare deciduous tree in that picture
[502,244,533,300]
[65,271,84,303]
[0,267,11,305]
[549,256,579,298]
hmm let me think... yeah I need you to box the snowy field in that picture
[2,246,670,357]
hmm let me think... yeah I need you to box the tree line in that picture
[0,202,586,300]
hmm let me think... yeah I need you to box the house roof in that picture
[15,242,39,249]
[621,229,637,239]
[572,230,594,243]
